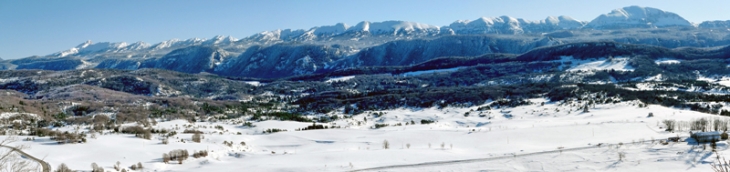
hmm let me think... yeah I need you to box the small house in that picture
[691,131,721,143]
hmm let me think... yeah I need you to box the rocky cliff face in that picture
[335,35,559,68]
[146,46,229,73]
[95,46,229,74]
[214,44,351,78]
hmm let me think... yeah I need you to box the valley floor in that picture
[2,99,728,172]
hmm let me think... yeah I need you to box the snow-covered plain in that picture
[2,99,728,171]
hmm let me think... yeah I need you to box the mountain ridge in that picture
[24,5,729,60]
[4,6,730,79]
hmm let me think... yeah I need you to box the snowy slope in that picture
[564,56,635,72]
[585,6,692,29]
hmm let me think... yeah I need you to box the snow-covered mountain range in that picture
[3,6,730,78]
[584,6,692,29]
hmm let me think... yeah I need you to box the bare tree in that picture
[0,135,39,172]
[91,162,104,172]
[382,140,390,149]
[114,161,121,171]
[618,152,626,161]
[713,153,730,172]
[55,163,72,172]
[662,120,676,131]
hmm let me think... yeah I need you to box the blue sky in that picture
[1,0,729,59]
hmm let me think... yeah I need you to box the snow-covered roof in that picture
[692,131,720,137]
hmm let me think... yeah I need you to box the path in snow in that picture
[351,139,668,172]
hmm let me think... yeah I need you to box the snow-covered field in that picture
[2,99,728,171]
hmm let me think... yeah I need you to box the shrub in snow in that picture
[166,149,190,164]
[193,150,209,158]
[192,132,202,143]
[373,123,389,129]
[127,162,143,170]
[163,153,171,164]
[421,119,435,125]
[263,128,287,134]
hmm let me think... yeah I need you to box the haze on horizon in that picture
[1,0,729,59]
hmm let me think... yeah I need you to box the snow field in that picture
[0,98,728,171]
